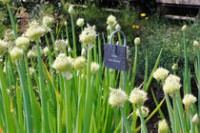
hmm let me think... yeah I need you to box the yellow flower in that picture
[140,13,146,17]
[132,25,140,29]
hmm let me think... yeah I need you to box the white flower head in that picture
[25,20,46,41]
[9,47,23,62]
[129,88,148,105]
[79,25,96,45]
[107,15,117,27]
[136,106,149,118]
[15,36,30,50]
[42,16,54,26]
[76,18,84,27]
[52,53,74,72]
[153,67,169,82]
[163,75,181,94]
[108,88,128,107]
[182,94,197,108]
[0,40,8,56]
[74,56,86,70]
[158,119,170,133]
[90,62,100,74]
[55,39,68,51]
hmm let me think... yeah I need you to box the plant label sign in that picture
[104,30,128,71]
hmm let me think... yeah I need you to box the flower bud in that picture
[192,114,199,124]
[158,119,170,133]
[182,24,187,32]
[134,37,140,45]
[172,63,178,71]
[90,62,100,74]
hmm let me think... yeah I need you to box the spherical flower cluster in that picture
[76,18,84,27]
[163,74,181,94]
[182,94,197,108]
[42,16,54,26]
[79,25,96,45]
[158,119,170,133]
[129,88,148,105]
[9,47,23,62]
[68,5,75,15]
[192,114,199,124]
[153,67,169,82]
[25,20,46,41]
[43,46,49,55]
[136,106,149,118]
[107,15,117,28]
[74,56,86,70]
[0,40,8,56]
[90,62,100,74]
[52,53,74,72]
[55,39,68,51]
[15,36,30,50]
[108,88,128,107]
[134,37,141,45]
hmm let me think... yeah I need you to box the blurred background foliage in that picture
[0,0,199,82]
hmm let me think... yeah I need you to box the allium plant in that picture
[1,2,199,133]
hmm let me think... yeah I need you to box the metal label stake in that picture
[104,30,128,133]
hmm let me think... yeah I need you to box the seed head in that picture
[129,88,148,105]
[90,62,100,74]
[153,67,169,82]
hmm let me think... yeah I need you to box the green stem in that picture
[71,15,77,57]
[6,3,18,38]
